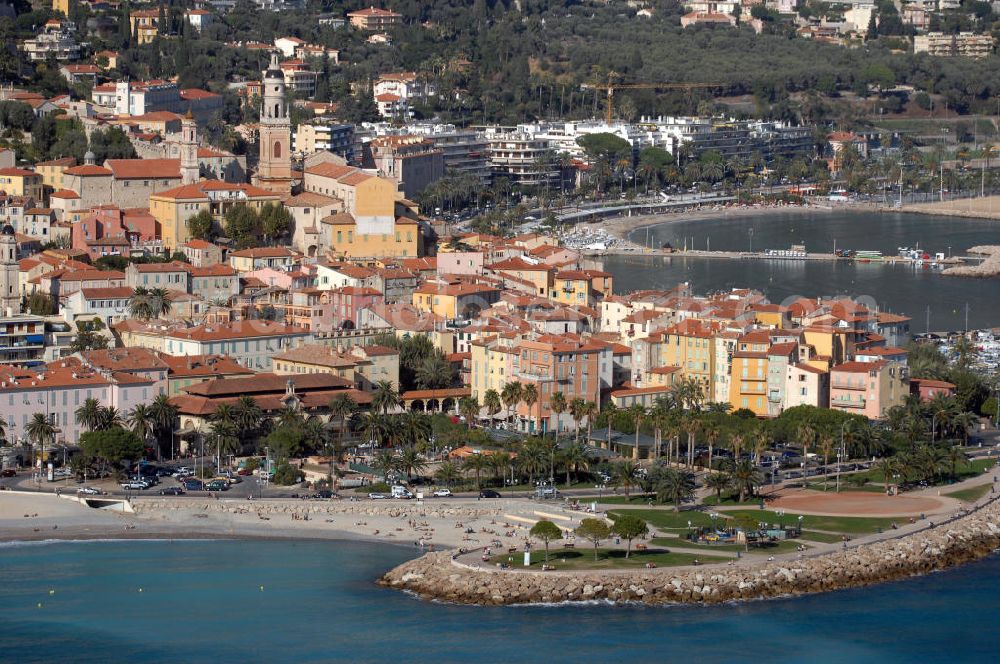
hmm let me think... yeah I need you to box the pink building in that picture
[437,251,484,276]
[909,378,956,403]
[0,357,157,451]
[72,206,159,260]
[829,360,908,420]
[329,286,384,329]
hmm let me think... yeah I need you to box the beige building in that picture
[914,32,995,58]
[365,135,444,199]
[347,6,401,30]
[272,343,400,391]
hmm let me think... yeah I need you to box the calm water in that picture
[608,210,1000,331]
[0,539,997,663]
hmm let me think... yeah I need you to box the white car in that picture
[432,489,452,498]
[77,486,101,495]
[368,492,388,500]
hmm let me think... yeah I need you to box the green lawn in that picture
[944,484,992,503]
[701,495,759,506]
[596,493,659,505]
[799,531,844,543]
[609,508,718,530]
[722,510,897,534]
[489,547,728,570]
[650,537,808,555]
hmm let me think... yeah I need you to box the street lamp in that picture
[836,421,848,493]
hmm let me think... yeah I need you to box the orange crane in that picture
[582,75,719,124]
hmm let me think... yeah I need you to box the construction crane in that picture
[582,74,719,124]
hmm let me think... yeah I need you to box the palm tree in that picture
[818,434,834,490]
[603,402,617,448]
[703,425,721,471]
[683,416,701,468]
[796,422,816,460]
[129,404,155,456]
[654,469,696,511]
[75,397,102,432]
[26,413,55,466]
[521,384,538,433]
[751,427,769,466]
[612,459,638,499]
[327,393,357,449]
[582,401,598,443]
[358,412,387,449]
[128,286,153,321]
[517,438,548,485]
[233,395,263,436]
[569,397,587,444]
[874,457,897,494]
[372,380,401,415]
[730,459,763,503]
[463,453,490,488]
[397,447,426,479]
[549,391,567,436]
[458,396,480,430]
[946,445,967,480]
[482,389,502,425]
[559,441,591,485]
[400,410,431,449]
[371,450,399,483]
[149,394,178,459]
[434,460,462,488]
[148,287,173,319]
[500,381,523,426]
[705,472,731,500]
[415,354,454,389]
[626,404,646,460]
[97,406,124,431]
[490,451,513,487]
[208,419,240,469]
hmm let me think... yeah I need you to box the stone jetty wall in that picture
[942,245,1000,278]
[379,501,1000,606]
[133,499,504,521]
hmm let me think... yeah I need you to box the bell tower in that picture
[0,224,20,315]
[180,109,200,185]
[253,51,293,194]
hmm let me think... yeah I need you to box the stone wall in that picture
[133,498,503,521]
[380,501,1000,605]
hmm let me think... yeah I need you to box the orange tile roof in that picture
[105,159,180,179]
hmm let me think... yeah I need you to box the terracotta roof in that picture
[105,159,180,179]
[188,265,236,277]
[184,372,351,397]
[153,180,279,200]
[305,163,356,179]
[63,165,112,177]
[78,286,134,299]
[181,239,217,250]
[230,247,295,258]
[832,361,887,373]
[0,167,39,177]
[156,352,254,378]
[36,157,76,167]
[82,347,167,372]
[160,320,311,342]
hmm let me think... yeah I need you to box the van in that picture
[391,485,413,499]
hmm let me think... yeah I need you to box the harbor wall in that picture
[379,500,1000,606]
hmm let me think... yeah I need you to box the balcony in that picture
[831,397,866,409]
[831,381,866,391]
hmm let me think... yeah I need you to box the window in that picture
[273,141,282,158]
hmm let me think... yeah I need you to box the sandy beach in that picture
[901,196,1000,221]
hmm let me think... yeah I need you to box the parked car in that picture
[391,485,413,499]
[1,468,16,477]
[312,490,333,499]
[237,468,253,476]
[479,489,501,498]
[368,492,388,499]
[121,481,148,490]
[205,480,228,492]
[159,487,185,496]
[183,479,205,491]
[432,489,452,498]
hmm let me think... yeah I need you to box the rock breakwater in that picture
[134,498,504,521]
[380,500,1000,605]
[942,245,1000,278]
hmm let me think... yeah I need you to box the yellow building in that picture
[34,157,76,195]
[658,319,719,395]
[0,168,44,202]
[412,280,500,320]
[150,181,282,250]
[728,331,772,416]
[802,325,853,370]
[469,336,518,402]
[552,270,593,306]
[52,0,69,16]
[488,257,553,298]
[752,303,791,328]
[323,213,420,259]
[129,9,161,45]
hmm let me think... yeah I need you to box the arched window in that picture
[273,141,282,159]
[273,103,280,118]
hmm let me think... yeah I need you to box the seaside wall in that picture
[133,498,505,521]
[379,501,1000,606]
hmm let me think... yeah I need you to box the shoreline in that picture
[380,493,1000,606]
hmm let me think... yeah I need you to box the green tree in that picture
[654,468,696,511]
[529,519,563,562]
[575,518,611,561]
[26,413,55,465]
[258,203,292,244]
[186,209,216,241]
[75,397,103,432]
[79,427,144,474]
[223,204,262,249]
[611,514,648,558]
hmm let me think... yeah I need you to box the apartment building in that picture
[914,32,995,58]
[829,360,908,419]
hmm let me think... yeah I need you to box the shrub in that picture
[355,481,390,494]
[273,462,304,486]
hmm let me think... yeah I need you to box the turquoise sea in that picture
[0,539,996,663]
